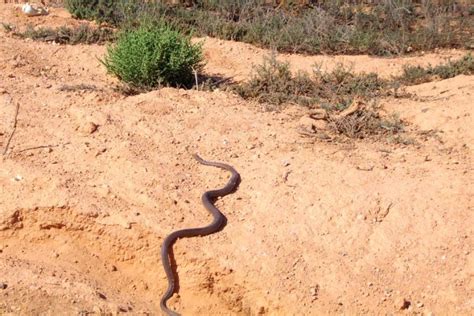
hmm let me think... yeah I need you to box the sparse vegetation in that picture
[58,84,98,92]
[16,24,116,45]
[398,53,474,85]
[234,55,405,139]
[237,53,473,110]
[328,105,404,140]
[233,55,318,108]
[234,55,387,110]
[102,25,203,88]
[65,0,473,56]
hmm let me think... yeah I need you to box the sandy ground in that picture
[0,4,473,315]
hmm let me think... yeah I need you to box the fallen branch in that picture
[2,99,19,156]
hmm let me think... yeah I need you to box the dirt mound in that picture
[1,4,473,315]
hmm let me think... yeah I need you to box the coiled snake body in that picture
[160,154,241,316]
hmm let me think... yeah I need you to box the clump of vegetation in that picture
[233,55,318,107]
[313,63,387,110]
[1,22,15,33]
[64,0,130,25]
[398,53,474,85]
[234,55,387,110]
[17,24,116,45]
[102,25,203,89]
[328,105,404,139]
[64,0,473,56]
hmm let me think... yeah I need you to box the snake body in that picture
[160,153,241,316]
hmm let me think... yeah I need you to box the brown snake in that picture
[160,153,241,316]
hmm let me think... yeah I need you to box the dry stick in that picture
[2,100,19,156]
[16,142,71,153]
[192,67,199,91]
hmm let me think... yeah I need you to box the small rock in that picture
[310,285,319,302]
[313,120,328,130]
[299,116,315,132]
[309,109,328,120]
[79,122,99,135]
[0,282,7,289]
[92,306,102,314]
[416,301,424,308]
[356,165,374,171]
[96,291,107,300]
[398,298,411,310]
[110,265,117,272]
[117,306,128,313]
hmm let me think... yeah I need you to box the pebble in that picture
[0,282,7,289]
[282,160,290,167]
[309,109,327,120]
[298,116,315,132]
[313,120,328,130]
[310,285,319,301]
[398,298,411,310]
[79,122,99,135]
[92,306,102,314]
[96,291,107,300]
[13,175,23,182]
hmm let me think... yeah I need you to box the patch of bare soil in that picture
[1,4,473,315]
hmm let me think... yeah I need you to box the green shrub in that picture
[65,0,102,21]
[102,25,203,88]
[64,0,133,25]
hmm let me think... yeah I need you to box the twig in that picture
[192,67,199,91]
[16,142,71,153]
[2,99,19,156]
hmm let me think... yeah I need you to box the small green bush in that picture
[102,25,203,88]
[64,0,101,21]
[64,0,131,25]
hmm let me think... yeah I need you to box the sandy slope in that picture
[0,4,473,315]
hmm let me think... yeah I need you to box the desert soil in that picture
[0,3,473,315]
